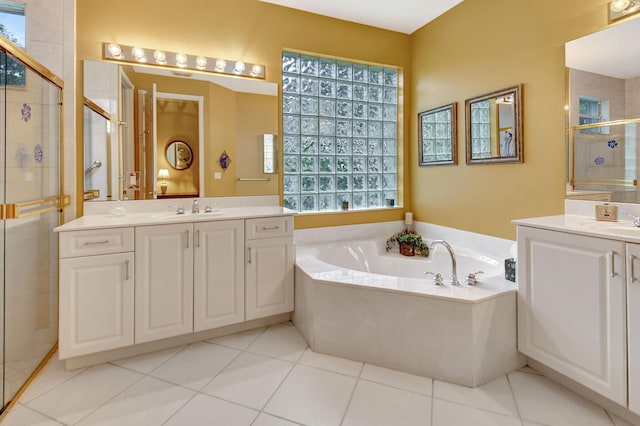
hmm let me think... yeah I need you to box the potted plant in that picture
[385,230,429,257]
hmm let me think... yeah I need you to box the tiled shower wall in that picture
[21,0,76,219]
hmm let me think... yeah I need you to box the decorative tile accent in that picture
[34,144,43,164]
[218,151,231,171]
[607,139,618,148]
[21,103,31,122]
[594,156,605,165]
[16,147,28,168]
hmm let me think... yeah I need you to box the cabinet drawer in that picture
[245,216,293,240]
[60,227,134,258]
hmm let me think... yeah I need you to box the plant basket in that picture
[399,242,415,256]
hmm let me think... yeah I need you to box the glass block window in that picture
[282,52,399,212]
[579,96,610,134]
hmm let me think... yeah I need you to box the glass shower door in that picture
[0,46,63,409]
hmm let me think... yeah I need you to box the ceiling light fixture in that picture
[609,0,640,22]
[102,42,266,79]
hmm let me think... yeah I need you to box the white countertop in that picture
[56,205,295,232]
[513,214,640,243]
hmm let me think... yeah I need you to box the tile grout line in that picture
[251,324,308,421]
[505,372,526,425]
[338,361,366,425]
[12,402,69,426]
[430,378,435,426]
[70,365,148,425]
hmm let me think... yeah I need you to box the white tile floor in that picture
[1,322,637,426]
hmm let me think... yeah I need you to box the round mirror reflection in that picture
[166,140,193,170]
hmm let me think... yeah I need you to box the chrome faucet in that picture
[634,216,640,228]
[429,240,460,286]
[192,199,199,214]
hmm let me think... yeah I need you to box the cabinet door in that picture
[59,252,134,358]
[194,220,244,331]
[135,223,193,343]
[517,226,627,405]
[628,243,640,415]
[245,236,294,321]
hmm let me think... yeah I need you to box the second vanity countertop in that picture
[56,205,295,232]
[513,214,640,243]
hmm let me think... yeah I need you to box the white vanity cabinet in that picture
[245,216,294,321]
[135,223,194,343]
[56,205,295,365]
[517,226,627,405]
[59,228,135,358]
[193,220,244,331]
[627,243,640,415]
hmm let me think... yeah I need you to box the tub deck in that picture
[293,240,525,387]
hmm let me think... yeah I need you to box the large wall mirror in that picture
[465,85,523,164]
[83,59,278,201]
[565,17,640,203]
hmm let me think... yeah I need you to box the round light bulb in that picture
[611,0,631,12]
[234,61,246,73]
[132,47,145,59]
[195,56,207,70]
[176,53,188,68]
[107,43,122,57]
[251,64,263,76]
[154,50,166,64]
[215,59,227,72]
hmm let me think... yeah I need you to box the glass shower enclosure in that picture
[0,36,66,412]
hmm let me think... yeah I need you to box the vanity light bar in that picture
[102,42,266,79]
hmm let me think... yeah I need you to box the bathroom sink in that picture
[149,210,224,220]
[575,220,640,236]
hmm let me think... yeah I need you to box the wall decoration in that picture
[16,146,28,168]
[218,150,231,171]
[594,156,605,165]
[607,139,618,148]
[21,103,31,122]
[34,144,43,164]
[418,102,457,166]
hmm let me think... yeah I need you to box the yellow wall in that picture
[77,0,616,238]
[156,99,200,195]
[76,0,411,227]
[410,0,608,239]
[235,93,279,196]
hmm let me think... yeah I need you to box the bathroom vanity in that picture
[56,201,294,368]
[515,215,640,416]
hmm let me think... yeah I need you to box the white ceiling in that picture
[258,0,464,34]
[565,17,640,79]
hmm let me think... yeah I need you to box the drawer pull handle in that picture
[84,240,109,245]
[611,251,617,278]
[186,230,190,248]
[125,260,130,280]
[196,230,200,248]
[631,254,638,283]
[261,226,280,231]
[248,247,252,264]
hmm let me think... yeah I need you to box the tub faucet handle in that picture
[465,271,484,286]
[424,271,444,286]
[634,216,640,228]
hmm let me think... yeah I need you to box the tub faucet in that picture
[192,199,199,214]
[429,240,460,286]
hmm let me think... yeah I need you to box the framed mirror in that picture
[166,140,193,170]
[465,84,522,164]
[418,103,457,166]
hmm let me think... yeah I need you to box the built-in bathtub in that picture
[293,222,526,387]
